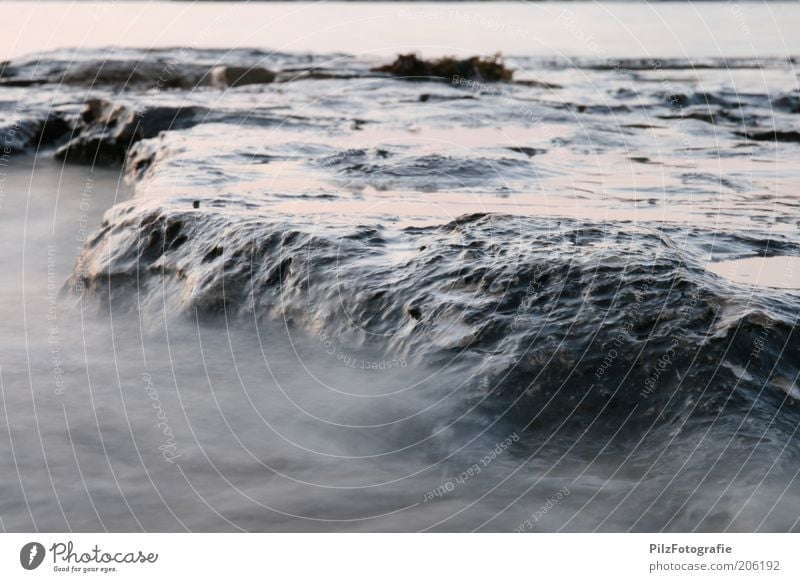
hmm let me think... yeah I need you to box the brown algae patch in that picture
[372,53,512,83]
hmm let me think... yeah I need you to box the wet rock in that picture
[738,129,800,143]
[0,112,71,152]
[512,79,562,90]
[56,99,207,165]
[658,111,718,125]
[123,139,161,181]
[66,208,800,436]
[0,62,41,87]
[38,113,72,144]
[60,59,209,89]
[506,146,546,157]
[771,92,800,113]
[210,65,276,88]
[277,68,362,82]
[418,93,476,103]
[407,305,422,320]
[0,78,44,88]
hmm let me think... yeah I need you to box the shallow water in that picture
[707,255,800,289]
[1,2,800,532]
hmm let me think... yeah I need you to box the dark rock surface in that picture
[55,99,208,164]
[210,65,276,88]
[0,112,71,152]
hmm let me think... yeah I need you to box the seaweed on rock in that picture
[372,54,513,83]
